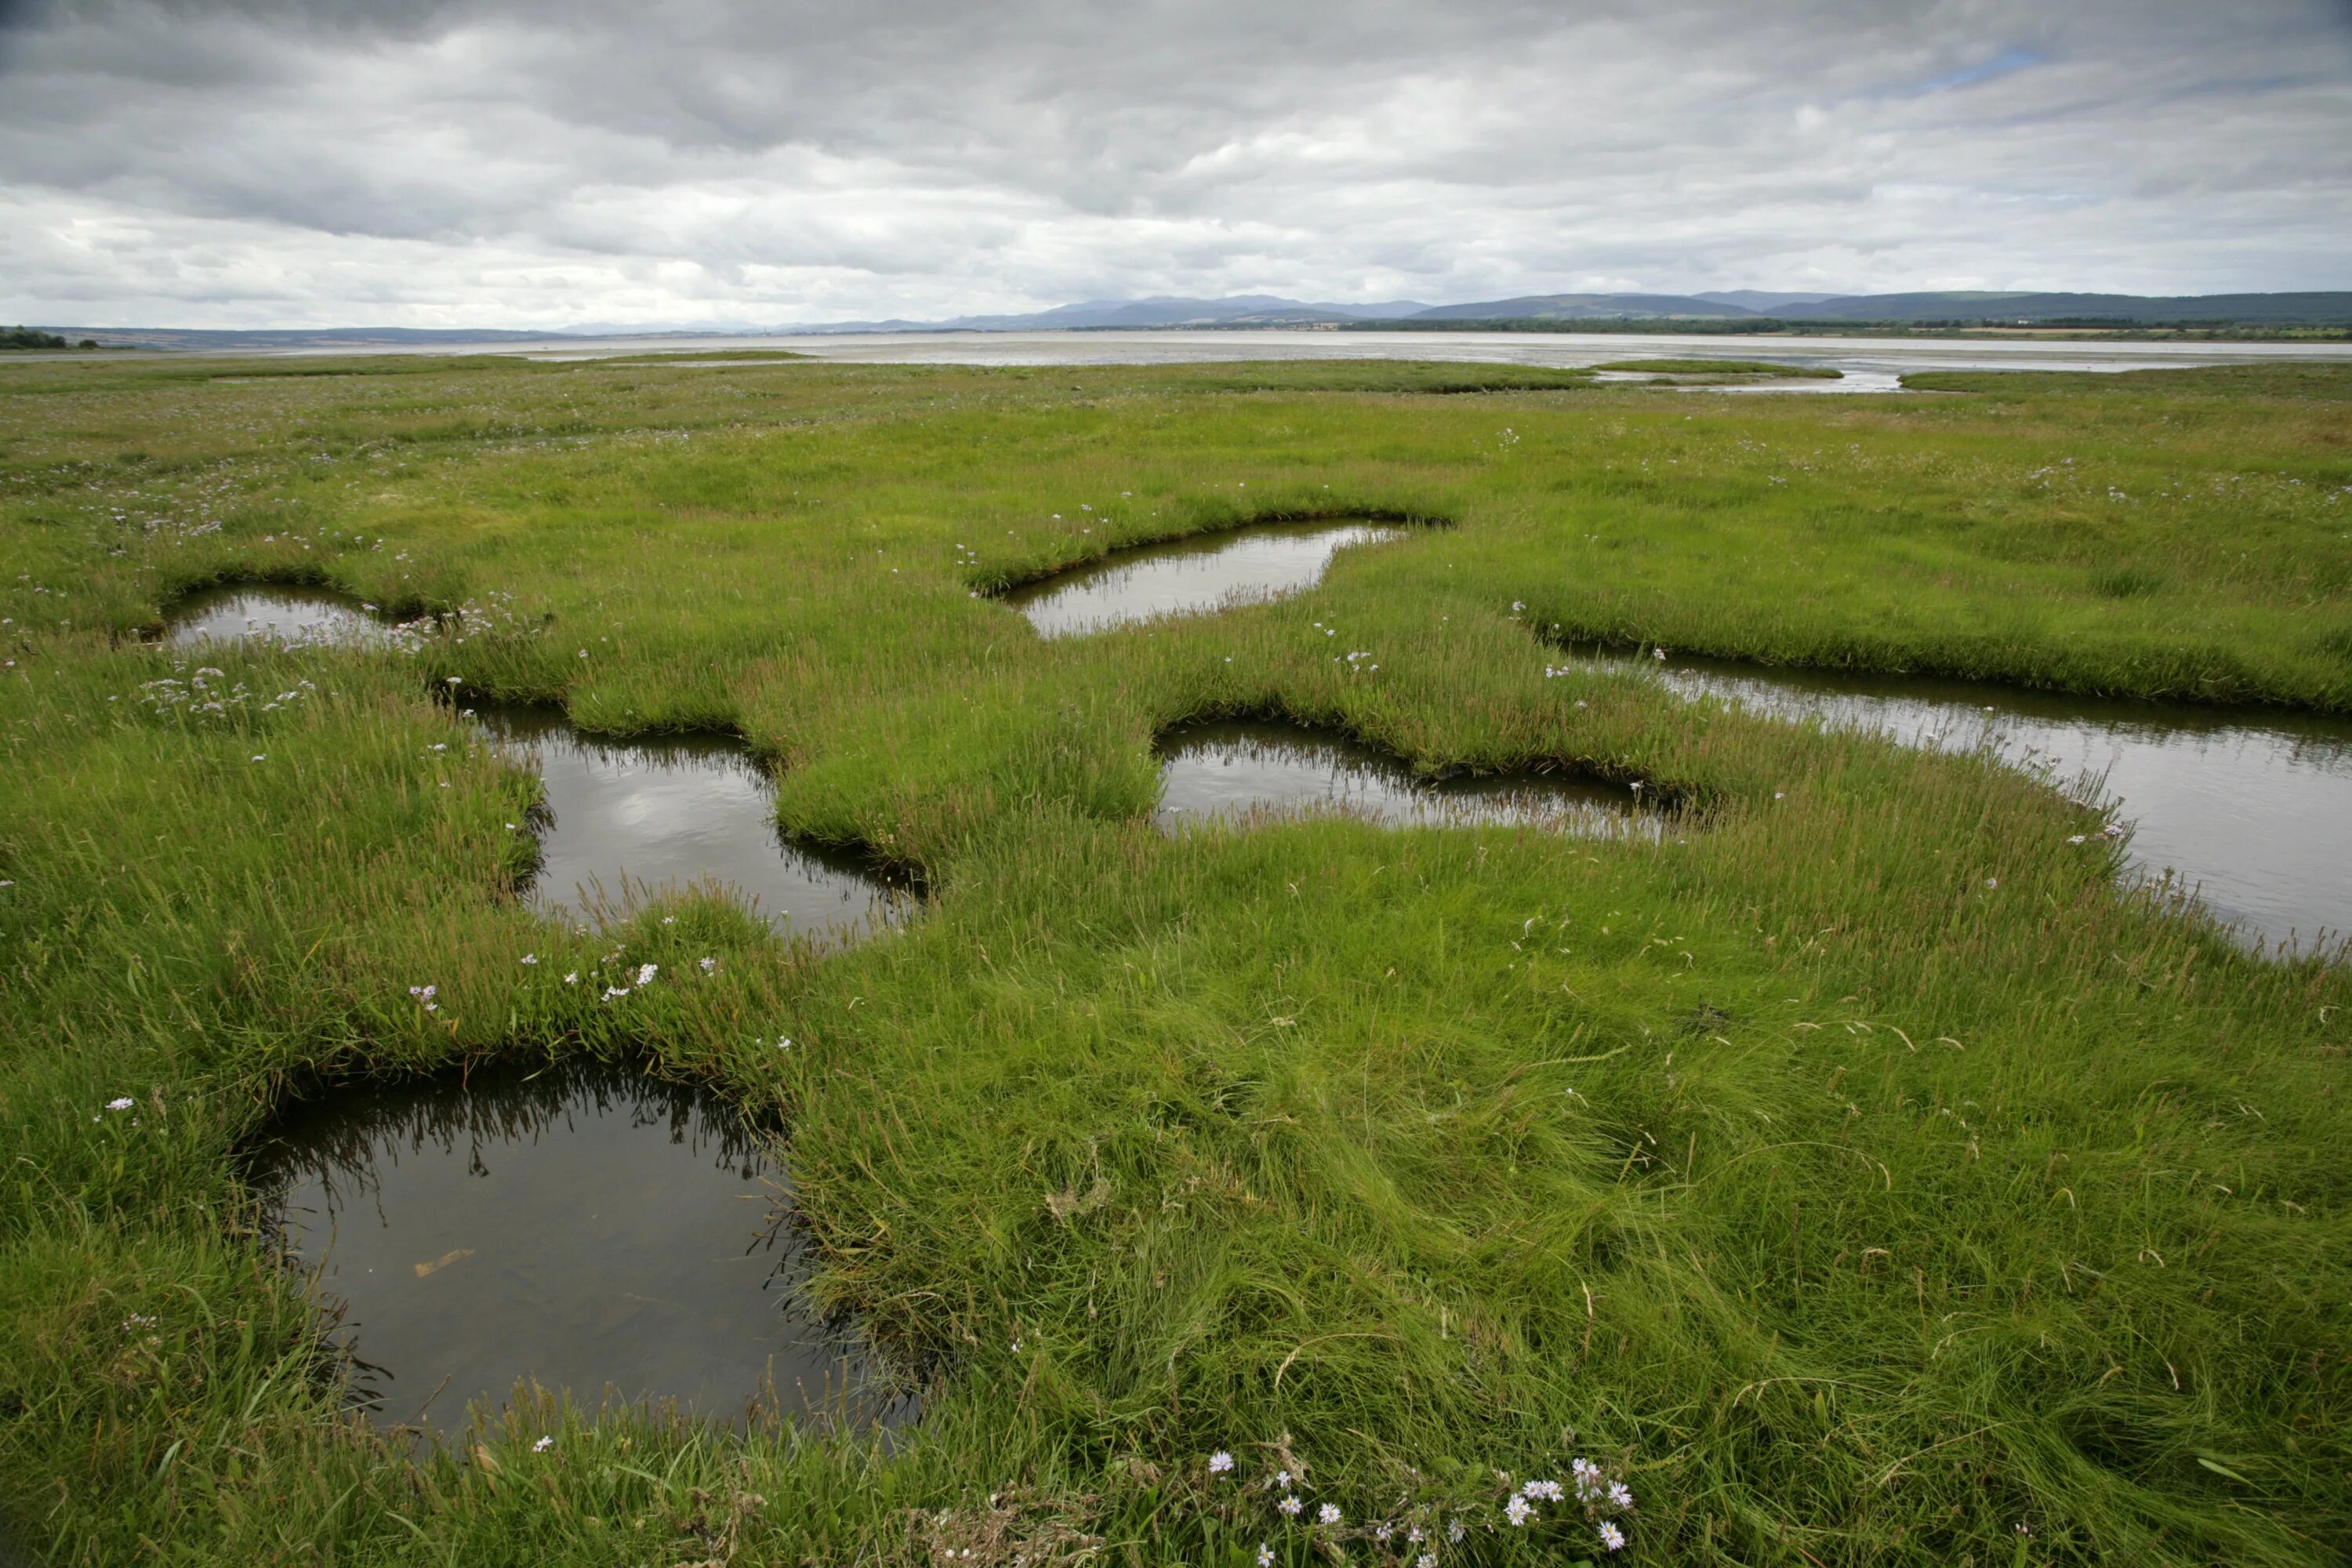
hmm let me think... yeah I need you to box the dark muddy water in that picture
[1156,720,1661,837]
[1606,651,2352,950]
[162,585,407,648]
[250,1063,908,1432]
[477,707,905,940]
[1002,520,1409,636]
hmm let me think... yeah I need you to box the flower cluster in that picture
[1201,1443,1637,1562]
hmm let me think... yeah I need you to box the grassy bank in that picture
[1,354,2348,1566]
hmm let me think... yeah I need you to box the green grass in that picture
[0,353,2348,1566]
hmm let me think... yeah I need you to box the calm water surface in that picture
[251,1064,906,1432]
[1612,652,2352,950]
[162,585,405,649]
[1157,720,1660,837]
[479,707,904,939]
[1003,521,1408,636]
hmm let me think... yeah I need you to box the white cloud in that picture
[1,0,2347,326]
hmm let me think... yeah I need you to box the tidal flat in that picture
[2,352,2349,1567]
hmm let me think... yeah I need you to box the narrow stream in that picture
[249,1062,909,1433]
[477,706,906,941]
[1000,519,1410,636]
[1587,649,2352,950]
[1156,720,1662,838]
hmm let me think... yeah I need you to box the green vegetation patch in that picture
[0,353,2347,1566]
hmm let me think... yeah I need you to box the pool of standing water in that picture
[1156,720,1661,837]
[161,585,409,649]
[250,1062,909,1433]
[1000,519,1410,636]
[477,706,906,940]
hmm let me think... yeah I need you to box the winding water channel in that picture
[251,1063,907,1433]
[1598,650,2352,951]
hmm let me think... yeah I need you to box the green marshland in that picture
[1,351,2348,1565]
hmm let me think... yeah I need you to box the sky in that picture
[2,0,2348,329]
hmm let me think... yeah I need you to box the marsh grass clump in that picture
[2,353,2350,1565]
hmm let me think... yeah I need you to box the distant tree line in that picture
[3,327,100,350]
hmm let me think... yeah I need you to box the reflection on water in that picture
[1156,720,1660,838]
[1597,650,2352,950]
[1001,520,1409,637]
[250,1062,911,1433]
[478,706,905,940]
[162,585,406,649]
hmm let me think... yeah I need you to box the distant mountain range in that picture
[32,290,2352,350]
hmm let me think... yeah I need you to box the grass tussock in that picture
[1,352,2349,1566]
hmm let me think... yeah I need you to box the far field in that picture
[1,352,2347,1566]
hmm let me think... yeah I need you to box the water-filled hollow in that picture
[1155,718,1664,838]
[999,518,1413,637]
[249,1062,911,1434]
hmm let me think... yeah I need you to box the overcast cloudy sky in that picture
[2,0,2348,328]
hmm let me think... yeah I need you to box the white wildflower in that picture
[1278,1495,1302,1518]
[1599,1520,1626,1552]
[1317,1504,1340,1526]
[1208,1451,1234,1474]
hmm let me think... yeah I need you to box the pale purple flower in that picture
[1208,1451,1234,1474]
[1523,1479,1563,1502]
[635,963,657,986]
[1278,1495,1302,1518]
[1607,1482,1633,1510]
[698,956,716,974]
[105,1097,135,1112]
[1256,1548,1272,1568]
[1504,1494,1534,1527]
[1599,1520,1626,1553]
[563,971,579,985]
[520,953,538,965]
[1274,1469,1291,1488]
[1316,1504,1340,1526]
[532,1436,554,1452]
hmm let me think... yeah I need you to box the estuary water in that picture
[200,326,2348,393]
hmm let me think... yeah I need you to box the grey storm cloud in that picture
[2,0,2348,327]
